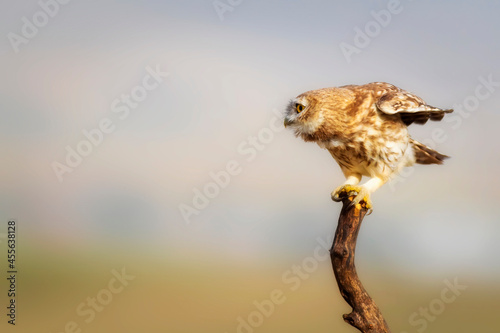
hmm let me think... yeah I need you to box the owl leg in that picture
[350,177,385,210]
[332,176,385,211]
[331,173,362,202]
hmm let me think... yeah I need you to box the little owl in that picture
[284,82,453,210]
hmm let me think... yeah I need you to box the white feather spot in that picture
[330,138,344,147]
[300,110,324,134]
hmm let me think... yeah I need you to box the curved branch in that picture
[329,197,391,333]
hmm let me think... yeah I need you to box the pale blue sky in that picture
[2,0,500,281]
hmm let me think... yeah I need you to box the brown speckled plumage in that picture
[284,82,453,208]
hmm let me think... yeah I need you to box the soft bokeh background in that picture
[1,1,500,332]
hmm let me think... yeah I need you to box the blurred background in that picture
[1,0,499,332]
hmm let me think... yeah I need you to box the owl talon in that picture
[331,191,343,202]
[331,185,373,210]
[331,184,360,201]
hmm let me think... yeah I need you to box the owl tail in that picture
[411,139,449,165]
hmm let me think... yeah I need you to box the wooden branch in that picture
[330,196,391,333]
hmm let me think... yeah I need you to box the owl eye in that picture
[296,104,305,113]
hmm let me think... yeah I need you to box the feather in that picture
[411,139,449,165]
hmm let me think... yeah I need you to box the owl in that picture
[284,82,453,209]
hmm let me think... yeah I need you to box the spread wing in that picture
[376,90,453,126]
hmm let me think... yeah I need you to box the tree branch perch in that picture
[330,196,391,333]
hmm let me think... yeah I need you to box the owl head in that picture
[284,88,354,141]
[284,92,324,136]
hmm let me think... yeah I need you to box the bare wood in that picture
[330,196,391,333]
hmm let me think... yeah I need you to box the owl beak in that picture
[284,118,294,128]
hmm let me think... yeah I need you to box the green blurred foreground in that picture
[1,240,499,333]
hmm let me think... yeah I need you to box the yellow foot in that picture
[331,184,373,210]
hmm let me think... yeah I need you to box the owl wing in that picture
[375,90,453,126]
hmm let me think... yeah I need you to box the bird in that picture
[283,82,453,210]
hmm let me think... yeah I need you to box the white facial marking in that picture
[300,109,324,134]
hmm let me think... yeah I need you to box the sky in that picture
[1,1,500,331]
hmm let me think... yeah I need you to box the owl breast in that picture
[319,129,413,180]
